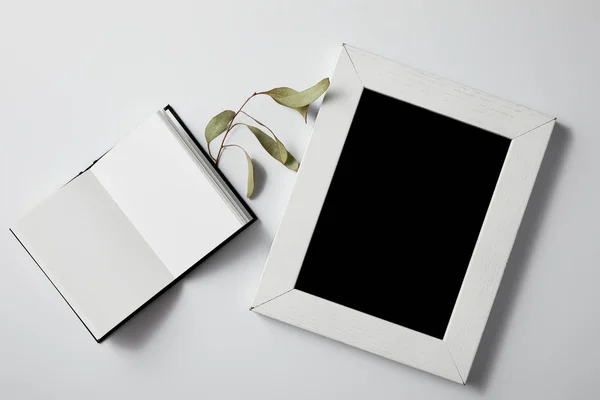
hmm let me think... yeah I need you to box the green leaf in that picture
[266,87,309,122]
[266,78,330,108]
[244,151,254,198]
[284,151,299,171]
[205,110,235,146]
[244,124,287,164]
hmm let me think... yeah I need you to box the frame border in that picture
[251,44,556,384]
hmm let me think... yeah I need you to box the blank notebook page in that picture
[13,172,173,338]
[92,112,242,277]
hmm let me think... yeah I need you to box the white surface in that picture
[93,111,242,277]
[0,0,597,398]
[12,171,173,339]
[251,45,554,384]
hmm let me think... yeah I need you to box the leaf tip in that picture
[245,152,255,198]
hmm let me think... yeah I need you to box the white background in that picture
[0,0,597,398]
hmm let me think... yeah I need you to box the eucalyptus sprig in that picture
[205,78,330,198]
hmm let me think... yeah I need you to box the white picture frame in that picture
[251,44,556,384]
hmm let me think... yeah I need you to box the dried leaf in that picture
[244,124,288,164]
[205,110,235,146]
[266,78,330,108]
[284,151,299,171]
[266,87,309,122]
[276,138,288,164]
[241,113,289,164]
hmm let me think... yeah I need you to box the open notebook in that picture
[11,106,256,342]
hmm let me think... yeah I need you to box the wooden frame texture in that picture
[251,44,556,384]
